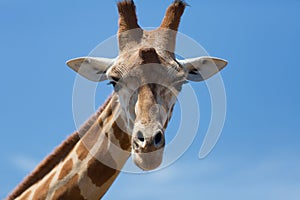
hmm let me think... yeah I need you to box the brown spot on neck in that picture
[87,157,117,190]
[76,120,102,161]
[58,159,73,180]
[52,174,85,200]
[76,142,90,162]
[32,172,55,200]
[112,121,131,151]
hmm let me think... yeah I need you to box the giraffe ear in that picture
[66,57,116,82]
[179,56,228,82]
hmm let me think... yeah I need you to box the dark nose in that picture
[133,130,164,150]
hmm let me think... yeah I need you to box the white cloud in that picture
[10,154,38,172]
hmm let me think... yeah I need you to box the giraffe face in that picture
[66,0,228,171]
[106,48,186,170]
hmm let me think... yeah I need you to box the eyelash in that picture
[108,78,122,92]
[108,76,120,87]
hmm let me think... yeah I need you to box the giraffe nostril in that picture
[133,140,139,150]
[137,131,145,142]
[154,131,163,146]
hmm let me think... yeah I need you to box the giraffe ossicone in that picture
[8,1,227,199]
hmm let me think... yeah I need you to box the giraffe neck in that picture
[15,94,131,200]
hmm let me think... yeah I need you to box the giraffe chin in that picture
[132,148,164,171]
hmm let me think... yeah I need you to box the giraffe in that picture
[7,1,227,199]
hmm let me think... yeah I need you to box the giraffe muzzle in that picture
[132,128,165,170]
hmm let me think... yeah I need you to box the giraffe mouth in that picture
[131,126,165,170]
[132,148,164,171]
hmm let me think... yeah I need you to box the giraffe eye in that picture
[107,79,122,92]
[108,81,117,87]
[107,76,120,88]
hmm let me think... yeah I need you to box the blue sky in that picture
[1,0,300,199]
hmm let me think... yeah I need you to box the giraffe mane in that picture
[7,94,113,200]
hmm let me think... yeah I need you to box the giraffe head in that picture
[67,0,227,171]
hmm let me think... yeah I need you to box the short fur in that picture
[7,95,113,200]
